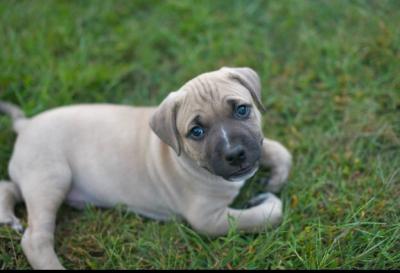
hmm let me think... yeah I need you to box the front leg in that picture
[260,138,292,193]
[186,193,282,236]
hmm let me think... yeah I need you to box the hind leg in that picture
[0,181,23,232]
[19,169,71,269]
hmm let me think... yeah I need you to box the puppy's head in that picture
[150,67,265,182]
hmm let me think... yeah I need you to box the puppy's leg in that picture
[260,138,292,193]
[187,193,282,236]
[0,181,23,232]
[20,170,71,270]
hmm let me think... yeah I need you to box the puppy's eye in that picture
[189,126,205,140]
[234,104,250,119]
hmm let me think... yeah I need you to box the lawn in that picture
[0,0,399,269]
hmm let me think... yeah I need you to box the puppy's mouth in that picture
[226,164,259,182]
[201,163,259,182]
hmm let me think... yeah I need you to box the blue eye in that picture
[234,105,250,119]
[189,126,205,140]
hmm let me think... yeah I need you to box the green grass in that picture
[0,0,399,269]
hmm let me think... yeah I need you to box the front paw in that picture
[267,168,290,193]
[246,192,283,226]
[264,153,292,193]
[258,168,289,193]
[0,214,24,233]
[261,139,292,193]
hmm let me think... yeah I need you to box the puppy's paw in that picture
[265,164,291,193]
[261,139,292,193]
[259,193,282,227]
[263,148,292,193]
[0,214,24,233]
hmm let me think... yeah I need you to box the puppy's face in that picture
[150,67,265,181]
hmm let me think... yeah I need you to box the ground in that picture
[0,0,399,269]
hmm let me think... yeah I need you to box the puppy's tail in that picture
[0,101,28,133]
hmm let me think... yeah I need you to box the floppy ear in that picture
[149,92,182,156]
[222,67,266,112]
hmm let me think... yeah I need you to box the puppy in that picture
[0,67,292,269]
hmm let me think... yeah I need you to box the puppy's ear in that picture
[222,67,266,112]
[149,92,182,156]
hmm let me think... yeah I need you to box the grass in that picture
[0,0,399,269]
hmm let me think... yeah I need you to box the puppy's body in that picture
[0,67,292,269]
[11,104,244,220]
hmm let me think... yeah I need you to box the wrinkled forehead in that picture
[184,72,253,105]
[176,72,253,130]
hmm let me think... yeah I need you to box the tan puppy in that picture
[0,67,292,269]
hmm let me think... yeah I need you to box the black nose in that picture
[224,145,246,166]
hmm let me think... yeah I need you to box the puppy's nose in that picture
[224,145,246,166]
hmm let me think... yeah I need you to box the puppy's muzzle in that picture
[208,132,261,181]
